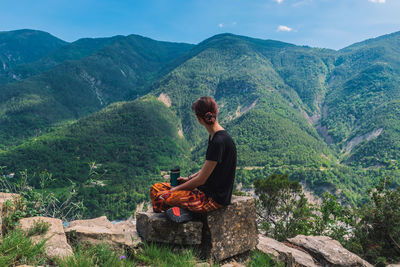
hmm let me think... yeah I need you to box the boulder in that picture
[135,196,257,261]
[19,216,73,259]
[288,235,373,267]
[0,193,20,236]
[136,212,203,245]
[64,216,141,248]
[257,235,319,267]
[202,196,258,261]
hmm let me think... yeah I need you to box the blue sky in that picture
[1,0,399,50]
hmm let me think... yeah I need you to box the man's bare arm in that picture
[171,160,217,191]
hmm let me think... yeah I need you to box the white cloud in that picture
[277,25,292,32]
[218,23,224,28]
[368,0,386,3]
[275,0,284,3]
[232,22,237,25]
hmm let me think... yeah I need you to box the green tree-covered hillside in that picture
[2,30,400,217]
[0,96,190,218]
[0,29,67,84]
[0,34,193,148]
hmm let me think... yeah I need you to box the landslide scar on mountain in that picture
[343,128,384,155]
[234,99,258,118]
[158,93,171,107]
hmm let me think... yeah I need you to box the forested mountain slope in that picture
[322,31,400,167]
[0,96,190,218]
[0,29,67,84]
[1,30,400,218]
[151,34,335,167]
[0,34,193,148]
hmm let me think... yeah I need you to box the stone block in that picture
[64,216,141,248]
[136,212,203,245]
[135,196,258,261]
[19,216,73,259]
[202,196,258,261]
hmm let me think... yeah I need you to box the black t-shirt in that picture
[198,130,237,205]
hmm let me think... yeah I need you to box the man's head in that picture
[191,96,219,125]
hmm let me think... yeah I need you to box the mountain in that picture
[0,95,190,218]
[0,34,194,148]
[0,29,67,84]
[7,36,123,81]
[150,33,335,166]
[1,29,400,218]
[321,31,400,167]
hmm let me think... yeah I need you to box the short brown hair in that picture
[191,96,218,125]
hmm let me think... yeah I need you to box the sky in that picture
[1,0,400,50]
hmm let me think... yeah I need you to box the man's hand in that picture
[177,177,189,184]
[170,161,217,191]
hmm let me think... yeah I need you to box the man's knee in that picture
[150,183,163,200]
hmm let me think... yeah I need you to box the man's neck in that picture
[206,122,224,140]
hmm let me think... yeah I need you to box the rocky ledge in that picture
[0,193,375,266]
[258,234,373,267]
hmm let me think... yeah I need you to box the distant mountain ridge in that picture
[0,31,194,148]
[1,29,400,218]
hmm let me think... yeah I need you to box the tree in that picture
[351,177,400,265]
[254,173,316,241]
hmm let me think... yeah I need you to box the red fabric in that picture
[172,207,180,216]
[150,182,222,213]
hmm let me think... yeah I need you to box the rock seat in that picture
[136,212,203,245]
[136,196,258,261]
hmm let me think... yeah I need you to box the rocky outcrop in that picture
[257,234,373,267]
[64,216,141,248]
[257,235,318,267]
[136,212,203,245]
[19,216,73,259]
[288,235,373,267]
[202,196,258,261]
[136,196,258,262]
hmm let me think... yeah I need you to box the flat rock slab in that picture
[136,212,203,245]
[288,235,373,267]
[202,196,258,261]
[64,216,141,248]
[257,235,319,267]
[19,216,73,259]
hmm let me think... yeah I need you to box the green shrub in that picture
[247,250,284,267]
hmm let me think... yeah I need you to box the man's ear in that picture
[196,115,204,124]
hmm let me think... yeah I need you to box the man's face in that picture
[196,115,205,126]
